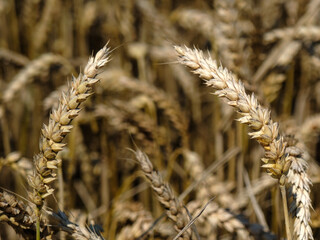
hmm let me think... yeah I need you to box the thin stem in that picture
[36,206,41,240]
[280,184,292,240]
[58,161,66,240]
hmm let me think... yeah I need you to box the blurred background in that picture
[1,0,320,239]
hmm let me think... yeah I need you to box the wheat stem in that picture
[280,184,292,240]
[36,207,40,240]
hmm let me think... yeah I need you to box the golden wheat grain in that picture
[28,43,110,209]
[0,189,52,239]
[175,46,290,181]
[175,45,313,240]
[134,149,192,239]
[113,201,172,239]
[285,141,313,240]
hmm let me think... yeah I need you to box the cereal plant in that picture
[0,0,320,239]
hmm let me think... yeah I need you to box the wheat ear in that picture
[0,189,53,239]
[28,43,110,206]
[175,45,290,181]
[174,45,313,240]
[286,145,313,240]
[187,200,277,240]
[49,211,104,240]
[3,53,73,103]
[0,152,33,178]
[27,44,110,239]
[134,150,192,240]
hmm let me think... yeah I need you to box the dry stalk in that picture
[3,53,73,103]
[149,45,202,122]
[214,0,252,79]
[115,76,188,146]
[135,0,178,42]
[134,150,192,240]
[92,102,159,155]
[135,0,203,122]
[253,0,320,84]
[32,0,57,55]
[43,70,189,147]
[0,152,33,178]
[261,41,300,103]
[175,45,313,240]
[0,48,29,67]
[187,200,276,240]
[183,150,235,208]
[171,8,216,40]
[233,174,277,210]
[27,43,110,219]
[21,0,41,56]
[264,26,320,44]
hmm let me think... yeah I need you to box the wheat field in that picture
[1,0,320,239]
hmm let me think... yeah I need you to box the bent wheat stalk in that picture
[174,45,313,240]
[27,43,110,239]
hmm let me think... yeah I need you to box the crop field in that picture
[0,0,320,239]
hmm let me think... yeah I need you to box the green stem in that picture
[280,184,292,240]
[36,206,41,240]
